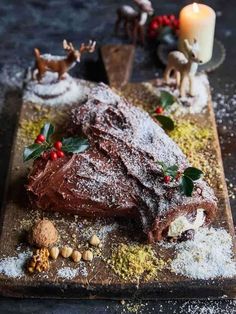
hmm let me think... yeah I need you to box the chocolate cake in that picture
[27,83,217,242]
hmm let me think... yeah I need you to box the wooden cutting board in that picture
[0,53,235,299]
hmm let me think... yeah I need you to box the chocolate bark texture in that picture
[27,83,217,242]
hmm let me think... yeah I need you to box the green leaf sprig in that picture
[157,161,203,197]
[157,161,178,179]
[152,91,176,131]
[180,167,203,196]
[154,115,175,131]
[23,122,89,162]
[159,91,176,110]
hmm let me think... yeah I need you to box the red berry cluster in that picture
[34,134,65,161]
[50,141,65,161]
[148,14,179,39]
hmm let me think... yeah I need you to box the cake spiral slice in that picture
[27,83,217,242]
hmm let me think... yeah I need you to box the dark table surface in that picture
[0,0,235,313]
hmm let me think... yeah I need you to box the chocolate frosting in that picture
[27,83,217,242]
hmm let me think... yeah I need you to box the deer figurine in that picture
[32,39,96,82]
[164,39,203,97]
[115,0,154,45]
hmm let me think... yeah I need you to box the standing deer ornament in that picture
[115,0,154,45]
[164,39,203,97]
[32,39,96,82]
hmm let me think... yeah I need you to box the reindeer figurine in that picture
[164,39,203,97]
[32,39,96,82]
[115,0,154,45]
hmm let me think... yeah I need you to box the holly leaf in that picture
[160,91,175,109]
[155,115,175,131]
[23,143,46,162]
[157,26,174,43]
[184,167,203,181]
[40,123,54,142]
[166,165,179,178]
[62,137,89,153]
[180,176,194,197]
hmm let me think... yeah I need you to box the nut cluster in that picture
[48,234,101,263]
[27,233,102,274]
[28,248,50,273]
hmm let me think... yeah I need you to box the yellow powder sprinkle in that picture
[19,116,50,145]
[169,120,212,156]
[168,120,221,186]
[109,244,166,282]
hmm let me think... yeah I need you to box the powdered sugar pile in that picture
[148,73,209,116]
[57,262,88,279]
[0,250,31,278]
[23,69,91,106]
[171,227,236,279]
[57,267,78,279]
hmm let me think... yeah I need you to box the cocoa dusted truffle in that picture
[29,219,58,248]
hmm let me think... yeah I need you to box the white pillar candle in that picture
[178,3,216,64]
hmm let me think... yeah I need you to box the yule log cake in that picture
[26,83,217,242]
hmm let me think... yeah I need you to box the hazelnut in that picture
[71,250,82,263]
[89,234,100,247]
[30,219,58,248]
[50,246,60,260]
[61,246,73,258]
[82,250,93,261]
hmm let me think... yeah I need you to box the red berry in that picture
[169,14,176,22]
[36,134,45,142]
[164,176,171,183]
[54,141,62,150]
[162,15,170,26]
[35,139,42,144]
[56,150,65,158]
[50,151,58,161]
[155,106,164,114]
[150,20,159,31]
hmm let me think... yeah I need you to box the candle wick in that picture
[192,2,199,13]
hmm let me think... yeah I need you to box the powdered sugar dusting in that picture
[0,250,31,278]
[149,73,209,116]
[171,227,236,279]
[81,220,119,241]
[23,70,91,106]
[57,262,88,279]
[57,267,78,279]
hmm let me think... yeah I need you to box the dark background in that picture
[0,0,235,313]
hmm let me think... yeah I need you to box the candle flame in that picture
[192,2,199,13]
